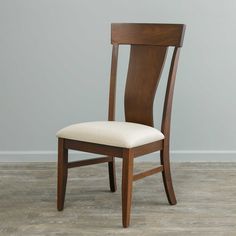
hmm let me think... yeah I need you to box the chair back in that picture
[108,23,186,134]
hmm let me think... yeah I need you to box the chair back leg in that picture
[160,147,177,205]
[108,157,117,192]
[57,138,69,211]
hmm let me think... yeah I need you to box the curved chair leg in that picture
[108,157,117,192]
[160,147,177,205]
[57,138,68,211]
[122,150,134,228]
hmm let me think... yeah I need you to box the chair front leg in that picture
[57,138,68,211]
[108,157,117,192]
[122,149,134,228]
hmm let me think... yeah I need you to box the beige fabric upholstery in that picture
[56,121,164,148]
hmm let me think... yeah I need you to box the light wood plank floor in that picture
[0,162,236,235]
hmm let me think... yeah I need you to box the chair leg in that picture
[160,146,177,205]
[57,138,68,211]
[122,149,134,228]
[108,157,117,192]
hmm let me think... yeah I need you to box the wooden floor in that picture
[0,162,236,235]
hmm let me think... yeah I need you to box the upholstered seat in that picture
[57,121,164,148]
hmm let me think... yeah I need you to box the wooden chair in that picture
[56,23,186,228]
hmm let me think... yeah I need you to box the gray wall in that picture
[1,0,236,161]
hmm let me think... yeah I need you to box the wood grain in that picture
[108,44,119,121]
[57,138,68,211]
[132,140,163,158]
[64,139,123,157]
[122,149,134,228]
[125,45,167,126]
[67,156,113,169]
[107,45,119,193]
[160,48,181,205]
[133,166,163,181]
[112,23,185,46]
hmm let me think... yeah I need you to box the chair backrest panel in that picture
[111,23,185,47]
[108,23,185,130]
[124,45,167,126]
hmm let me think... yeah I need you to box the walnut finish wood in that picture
[57,138,68,211]
[160,47,181,205]
[64,139,123,157]
[133,166,163,182]
[160,147,176,205]
[125,45,167,126]
[132,140,163,158]
[67,156,113,169]
[57,23,185,228]
[107,44,119,193]
[112,23,185,46]
[122,149,134,228]
[108,44,119,121]
[161,47,181,137]
[108,157,117,192]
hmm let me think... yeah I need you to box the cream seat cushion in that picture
[56,121,164,148]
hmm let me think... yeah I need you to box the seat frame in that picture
[57,23,186,228]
